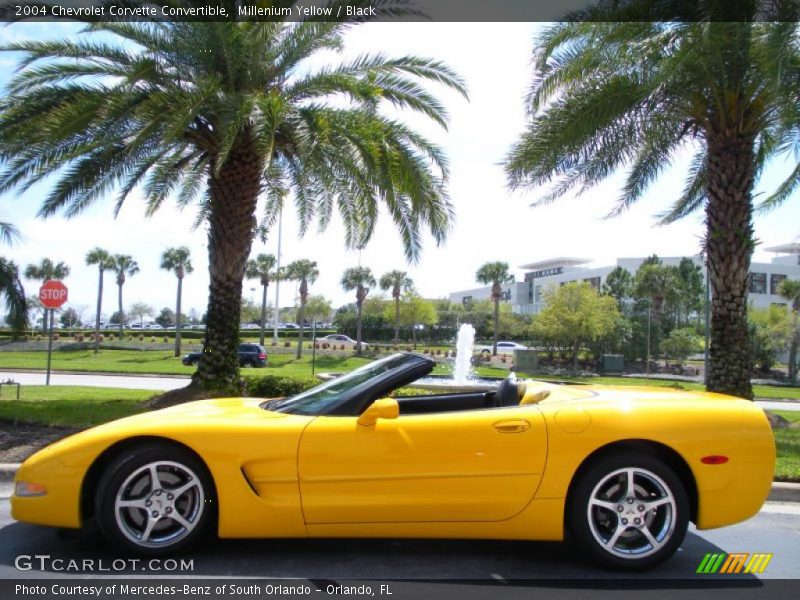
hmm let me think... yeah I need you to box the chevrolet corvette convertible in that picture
[12,353,775,570]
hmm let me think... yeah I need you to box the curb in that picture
[1,462,799,503]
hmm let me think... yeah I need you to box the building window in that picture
[462,296,472,307]
[749,272,767,294]
[583,277,600,289]
[534,285,543,303]
[770,274,787,295]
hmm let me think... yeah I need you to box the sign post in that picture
[39,280,68,386]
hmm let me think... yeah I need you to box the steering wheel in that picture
[495,373,522,407]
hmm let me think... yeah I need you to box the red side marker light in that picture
[701,455,729,465]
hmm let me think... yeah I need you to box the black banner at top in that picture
[1,0,799,23]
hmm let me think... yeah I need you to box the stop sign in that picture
[39,280,68,309]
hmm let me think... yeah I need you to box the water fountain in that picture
[412,323,500,392]
[315,324,503,392]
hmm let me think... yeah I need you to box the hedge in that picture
[246,374,319,398]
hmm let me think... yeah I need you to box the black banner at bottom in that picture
[3,578,800,600]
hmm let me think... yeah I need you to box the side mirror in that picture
[357,398,399,427]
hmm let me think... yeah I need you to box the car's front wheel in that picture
[568,453,689,570]
[95,444,215,556]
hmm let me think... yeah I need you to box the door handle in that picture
[493,419,531,433]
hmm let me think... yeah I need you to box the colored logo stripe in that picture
[744,554,773,574]
[696,552,773,574]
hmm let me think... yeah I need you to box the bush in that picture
[247,375,319,398]
[164,337,169,344]
[284,341,291,347]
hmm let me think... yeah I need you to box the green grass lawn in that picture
[0,386,156,427]
[773,410,800,482]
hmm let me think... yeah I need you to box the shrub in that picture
[52,333,60,341]
[284,341,291,347]
[151,336,157,343]
[247,375,318,399]
[164,337,169,344]
[139,334,145,342]
[340,344,345,351]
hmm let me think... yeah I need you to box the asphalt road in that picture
[0,371,188,391]
[0,483,798,580]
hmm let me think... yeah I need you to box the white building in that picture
[449,243,800,315]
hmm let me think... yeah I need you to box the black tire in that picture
[567,452,689,571]
[95,443,216,556]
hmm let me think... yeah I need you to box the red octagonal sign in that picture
[39,280,68,309]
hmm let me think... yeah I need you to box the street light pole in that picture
[646,301,651,377]
[704,261,711,385]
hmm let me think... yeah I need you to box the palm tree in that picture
[24,258,70,333]
[285,259,319,358]
[245,254,277,347]
[341,267,376,355]
[0,258,27,336]
[111,255,139,340]
[0,10,465,395]
[476,262,514,356]
[380,271,414,344]
[504,11,800,399]
[161,246,193,357]
[85,247,115,354]
[778,279,800,384]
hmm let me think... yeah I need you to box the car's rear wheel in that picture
[568,453,689,570]
[95,444,215,556]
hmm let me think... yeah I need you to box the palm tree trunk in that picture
[705,129,756,399]
[492,299,499,356]
[412,323,417,349]
[117,282,124,340]
[394,296,400,344]
[174,275,183,357]
[259,283,268,347]
[356,301,363,355]
[193,140,263,392]
[93,268,103,354]
[296,301,305,359]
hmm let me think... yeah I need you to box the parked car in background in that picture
[182,343,267,368]
[318,334,368,349]
[475,341,529,354]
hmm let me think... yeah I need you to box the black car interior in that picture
[396,375,527,415]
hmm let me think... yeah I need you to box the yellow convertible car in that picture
[12,353,775,570]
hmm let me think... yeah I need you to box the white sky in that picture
[0,22,798,322]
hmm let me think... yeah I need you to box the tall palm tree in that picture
[504,10,800,399]
[24,258,70,333]
[161,246,193,357]
[111,255,138,340]
[778,279,800,384]
[0,258,27,336]
[380,270,414,344]
[285,259,319,359]
[476,262,514,356]
[341,267,376,355]
[85,247,115,354]
[245,254,277,347]
[0,9,465,395]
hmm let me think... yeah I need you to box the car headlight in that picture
[14,482,47,497]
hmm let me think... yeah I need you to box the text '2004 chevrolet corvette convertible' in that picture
[11,352,775,570]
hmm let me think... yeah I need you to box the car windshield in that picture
[261,354,412,416]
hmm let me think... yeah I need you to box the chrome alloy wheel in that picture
[113,460,205,549]
[586,467,677,559]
